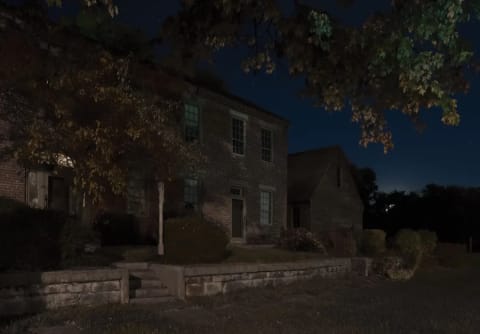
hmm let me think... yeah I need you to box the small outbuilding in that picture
[287,146,363,234]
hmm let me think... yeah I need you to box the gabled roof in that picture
[288,146,344,202]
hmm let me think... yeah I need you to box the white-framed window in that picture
[261,128,272,162]
[184,103,200,142]
[232,117,245,155]
[184,178,198,208]
[260,190,273,225]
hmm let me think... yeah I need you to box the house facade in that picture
[163,83,289,243]
[0,77,289,244]
[287,146,363,234]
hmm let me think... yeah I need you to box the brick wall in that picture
[183,87,289,242]
[0,160,26,202]
[0,121,26,203]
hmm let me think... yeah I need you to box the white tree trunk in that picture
[158,182,165,256]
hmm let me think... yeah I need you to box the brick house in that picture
[0,75,289,244]
[164,83,289,243]
[287,146,363,234]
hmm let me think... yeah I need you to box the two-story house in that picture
[0,72,289,245]
[164,83,289,243]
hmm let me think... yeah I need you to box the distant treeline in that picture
[364,185,480,246]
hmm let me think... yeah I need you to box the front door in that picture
[232,199,244,238]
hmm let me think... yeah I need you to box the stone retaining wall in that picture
[153,257,371,299]
[0,268,129,317]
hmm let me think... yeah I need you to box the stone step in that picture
[130,287,170,299]
[129,296,176,304]
[129,278,166,290]
[129,270,159,280]
[114,262,150,270]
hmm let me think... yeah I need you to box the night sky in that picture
[13,0,480,192]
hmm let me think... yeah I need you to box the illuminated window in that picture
[184,103,200,142]
[260,191,273,225]
[261,129,272,162]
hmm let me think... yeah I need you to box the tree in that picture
[0,4,202,206]
[38,0,480,151]
[350,165,378,207]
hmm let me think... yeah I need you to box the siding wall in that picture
[309,156,363,233]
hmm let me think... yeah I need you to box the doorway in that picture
[232,198,244,238]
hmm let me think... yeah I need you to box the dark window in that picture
[184,178,198,208]
[232,118,245,155]
[230,187,242,196]
[260,191,273,225]
[261,129,272,162]
[184,103,200,142]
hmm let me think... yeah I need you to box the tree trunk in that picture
[158,182,165,256]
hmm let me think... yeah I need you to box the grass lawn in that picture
[3,254,480,334]
[64,245,327,268]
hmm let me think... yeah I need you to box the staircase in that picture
[114,262,176,304]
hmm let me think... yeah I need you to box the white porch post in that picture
[158,181,165,256]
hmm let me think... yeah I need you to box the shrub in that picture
[0,207,67,271]
[418,230,438,255]
[359,229,386,256]
[0,196,27,213]
[393,229,423,267]
[94,212,140,245]
[317,229,357,256]
[60,219,100,262]
[277,228,326,253]
[164,215,230,264]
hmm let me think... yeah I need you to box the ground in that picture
[64,245,328,268]
[2,254,480,334]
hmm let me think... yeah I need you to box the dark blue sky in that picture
[16,0,480,192]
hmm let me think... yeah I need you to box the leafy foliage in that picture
[0,206,67,271]
[60,219,100,261]
[393,229,423,266]
[277,228,326,253]
[93,212,141,245]
[0,6,203,205]
[418,229,438,255]
[39,0,480,151]
[159,0,480,152]
[360,229,386,256]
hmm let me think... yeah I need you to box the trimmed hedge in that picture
[60,219,100,262]
[418,229,438,255]
[164,215,230,264]
[360,229,386,256]
[93,212,141,245]
[393,229,423,267]
[317,229,357,256]
[0,206,67,271]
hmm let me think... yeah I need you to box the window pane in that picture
[261,129,272,162]
[232,118,245,155]
[185,103,199,142]
[260,191,272,225]
[184,178,198,208]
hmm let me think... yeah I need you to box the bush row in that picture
[0,199,99,271]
